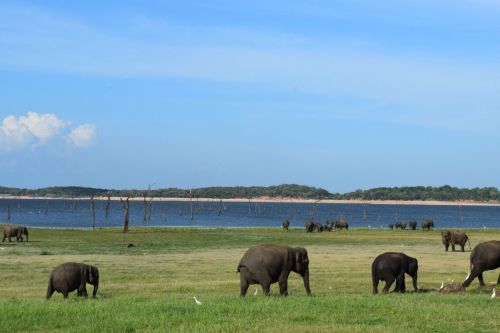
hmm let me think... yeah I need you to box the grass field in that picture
[0,227,499,332]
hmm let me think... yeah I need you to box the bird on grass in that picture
[253,289,258,296]
[193,296,202,305]
[439,281,444,291]
[491,289,497,299]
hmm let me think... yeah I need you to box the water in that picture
[0,199,499,229]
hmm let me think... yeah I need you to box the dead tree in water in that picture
[189,190,194,221]
[218,199,223,216]
[72,196,77,211]
[90,195,96,230]
[248,198,252,216]
[143,192,148,222]
[44,200,49,216]
[7,204,11,220]
[16,193,21,209]
[120,197,130,233]
[105,192,111,219]
[143,185,154,222]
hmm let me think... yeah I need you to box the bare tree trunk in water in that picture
[143,192,148,222]
[248,198,251,216]
[218,199,223,216]
[72,196,77,211]
[105,192,111,219]
[189,190,193,221]
[91,195,96,230]
[17,194,21,209]
[44,200,49,216]
[7,204,11,220]
[120,197,130,233]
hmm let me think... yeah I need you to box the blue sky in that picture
[1,0,500,192]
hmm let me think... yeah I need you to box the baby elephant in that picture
[237,244,311,296]
[372,252,418,294]
[47,262,99,299]
[3,225,29,242]
[442,230,470,252]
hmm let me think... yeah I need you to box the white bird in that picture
[253,288,258,296]
[492,289,497,299]
[465,273,470,280]
[193,296,202,305]
[0,247,5,250]
[482,225,487,229]
[439,281,444,290]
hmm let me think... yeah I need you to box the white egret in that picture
[193,296,202,305]
[253,289,258,296]
[491,289,497,299]
[439,281,444,290]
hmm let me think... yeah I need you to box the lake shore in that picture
[1,195,500,206]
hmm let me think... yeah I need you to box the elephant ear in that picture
[295,250,303,273]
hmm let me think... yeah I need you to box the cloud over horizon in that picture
[0,112,96,152]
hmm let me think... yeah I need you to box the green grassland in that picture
[0,227,499,332]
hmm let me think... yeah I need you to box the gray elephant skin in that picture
[304,220,314,233]
[237,244,311,296]
[282,219,290,230]
[462,241,500,288]
[372,252,418,294]
[2,225,28,242]
[335,220,348,230]
[441,230,470,252]
[47,262,99,299]
[421,220,434,230]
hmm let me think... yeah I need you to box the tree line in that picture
[1,184,500,202]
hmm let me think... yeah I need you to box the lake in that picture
[0,198,499,229]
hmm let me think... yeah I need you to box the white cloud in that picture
[0,112,96,152]
[67,124,97,148]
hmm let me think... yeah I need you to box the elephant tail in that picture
[237,264,245,273]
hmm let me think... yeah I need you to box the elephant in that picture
[421,220,434,230]
[313,222,324,232]
[409,221,417,230]
[462,241,500,288]
[335,219,349,230]
[282,219,290,230]
[304,220,314,233]
[441,230,470,252]
[237,244,311,296]
[324,220,334,232]
[395,222,407,230]
[47,262,99,299]
[2,225,29,242]
[388,224,394,230]
[371,252,418,294]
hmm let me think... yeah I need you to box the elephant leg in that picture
[478,273,485,286]
[451,243,455,252]
[240,279,249,297]
[278,280,288,296]
[46,284,55,300]
[79,287,88,297]
[383,277,395,294]
[261,280,271,296]
[445,244,449,252]
[461,244,465,252]
[372,278,379,295]
[63,292,69,299]
[497,273,500,286]
[2,235,5,242]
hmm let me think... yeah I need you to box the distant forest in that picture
[1,184,500,202]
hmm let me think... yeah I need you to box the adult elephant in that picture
[282,219,290,230]
[324,220,334,232]
[462,241,500,288]
[421,220,434,230]
[335,220,349,230]
[237,244,311,296]
[371,252,418,294]
[313,222,324,232]
[47,262,99,299]
[409,221,417,230]
[441,231,470,252]
[304,220,314,233]
[2,225,29,242]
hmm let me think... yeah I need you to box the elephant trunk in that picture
[93,282,98,298]
[302,269,311,296]
[412,272,418,291]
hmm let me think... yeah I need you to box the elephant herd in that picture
[281,219,349,232]
[2,224,499,300]
[389,220,434,230]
